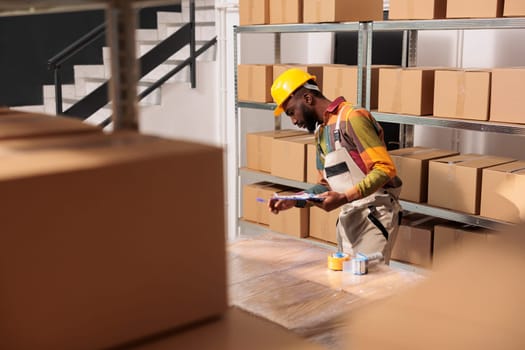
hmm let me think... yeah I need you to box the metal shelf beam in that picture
[373,112,525,135]
[373,18,525,31]
[399,201,510,231]
[235,22,360,33]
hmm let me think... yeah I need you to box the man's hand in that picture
[268,197,296,214]
[315,191,348,211]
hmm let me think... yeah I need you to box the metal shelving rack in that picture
[234,17,525,235]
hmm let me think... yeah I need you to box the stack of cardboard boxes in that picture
[239,0,383,25]
[389,0,525,19]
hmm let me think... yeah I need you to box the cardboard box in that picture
[446,0,504,18]
[306,142,319,184]
[378,67,436,116]
[433,69,491,121]
[323,65,393,109]
[271,134,316,181]
[135,307,325,350]
[347,224,525,350]
[309,206,340,243]
[433,223,492,267]
[269,188,310,237]
[0,109,100,140]
[273,64,324,92]
[389,147,459,202]
[428,154,515,214]
[480,160,525,224]
[237,64,273,103]
[303,0,383,23]
[391,213,444,267]
[243,182,289,225]
[490,67,525,124]
[239,0,269,25]
[504,0,525,16]
[246,129,308,172]
[389,0,447,19]
[269,0,303,24]
[0,132,227,350]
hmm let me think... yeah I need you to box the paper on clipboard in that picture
[271,193,325,202]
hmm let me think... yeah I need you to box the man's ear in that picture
[303,92,313,105]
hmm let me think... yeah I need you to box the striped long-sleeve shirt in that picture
[310,97,401,198]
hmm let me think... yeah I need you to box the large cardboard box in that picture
[504,0,525,16]
[480,160,525,224]
[490,67,525,124]
[0,132,227,350]
[446,0,504,18]
[347,224,525,350]
[433,69,491,121]
[309,206,340,243]
[428,154,514,214]
[273,64,324,92]
[243,182,289,225]
[389,0,447,19]
[269,188,310,237]
[378,67,436,116]
[246,129,308,172]
[391,213,444,267]
[389,147,459,202]
[0,110,100,139]
[303,0,383,23]
[306,142,319,184]
[269,0,303,24]
[237,64,273,103]
[239,0,269,25]
[433,223,492,267]
[271,134,316,182]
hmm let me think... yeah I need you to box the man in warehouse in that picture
[268,68,403,263]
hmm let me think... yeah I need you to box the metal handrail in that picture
[62,22,192,120]
[47,22,106,114]
[99,36,217,128]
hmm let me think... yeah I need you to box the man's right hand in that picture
[268,197,296,214]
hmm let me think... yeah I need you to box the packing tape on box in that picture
[327,252,350,271]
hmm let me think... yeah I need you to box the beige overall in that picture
[322,111,401,264]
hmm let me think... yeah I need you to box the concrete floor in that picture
[227,231,425,349]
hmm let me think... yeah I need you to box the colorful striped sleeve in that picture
[344,109,397,197]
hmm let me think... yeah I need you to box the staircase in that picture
[30,1,217,138]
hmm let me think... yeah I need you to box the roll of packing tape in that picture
[327,252,350,271]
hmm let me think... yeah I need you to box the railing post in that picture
[53,67,63,115]
[190,0,196,88]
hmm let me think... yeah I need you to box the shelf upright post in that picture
[357,21,373,109]
[399,29,418,147]
[274,32,281,131]
[233,25,241,238]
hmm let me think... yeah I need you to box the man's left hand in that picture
[313,191,348,211]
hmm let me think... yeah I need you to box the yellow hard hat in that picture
[271,68,316,116]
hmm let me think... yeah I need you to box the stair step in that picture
[74,65,106,79]
[157,11,186,24]
[136,28,159,41]
[43,84,76,99]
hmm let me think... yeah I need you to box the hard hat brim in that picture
[274,105,284,116]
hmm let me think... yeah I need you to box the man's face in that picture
[284,93,317,133]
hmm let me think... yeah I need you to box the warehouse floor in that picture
[227,232,425,349]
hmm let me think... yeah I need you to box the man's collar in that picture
[322,96,346,124]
